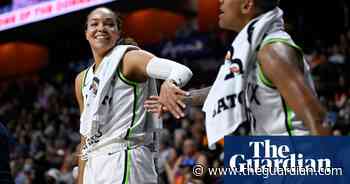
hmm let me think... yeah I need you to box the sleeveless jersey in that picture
[81,47,157,151]
[245,30,314,136]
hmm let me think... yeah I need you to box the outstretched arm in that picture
[121,49,193,119]
[144,86,211,117]
[258,42,330,135]
[183,86,211,106]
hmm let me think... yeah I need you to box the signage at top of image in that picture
[0,0,116,31]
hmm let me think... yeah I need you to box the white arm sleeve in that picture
[146,57,193,87]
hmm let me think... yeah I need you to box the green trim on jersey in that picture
[117,69,139,140]
[281,97,294,136]
[286,105,294,135]
[258,38,304,88]
[116,67,147,140]
[261,38,303,53]
[257,63,275,88]
[80,67,90,97]
[117,69,139,86]
[117,68,145,150]
[259,37,305,136]
[122,150,132,184]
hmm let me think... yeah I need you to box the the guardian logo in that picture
[222,137,346,181]
[230,140,332,171]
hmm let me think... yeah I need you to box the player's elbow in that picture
[178,65,193,86]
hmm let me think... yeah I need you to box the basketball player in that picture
[145,0,331,136]
[74,7,192,184]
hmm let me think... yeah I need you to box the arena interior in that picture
[0,0,349,183]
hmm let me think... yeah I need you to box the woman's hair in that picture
[85,7,122,31]
[85,7,138,46]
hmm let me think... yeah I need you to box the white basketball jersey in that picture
[245,30,314,136]
[81,47,158,151]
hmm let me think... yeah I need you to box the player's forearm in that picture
[77,136,86,184]
[184,86,211,106]
[77,160,86,184]
[146,57,193,87]
[302,103,331,136]
[283,92,331,136]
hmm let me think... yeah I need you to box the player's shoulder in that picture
[123,49,154,61]
[75,68,89,85]
[258,31,300,61]
[258,41,298,61]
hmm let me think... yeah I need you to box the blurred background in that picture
[0,0,349,183]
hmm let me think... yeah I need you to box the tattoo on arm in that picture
[184,86,211,106]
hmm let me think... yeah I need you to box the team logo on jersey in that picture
[225,46,244,80]
[90,77,100,95]
[230,63,242,74]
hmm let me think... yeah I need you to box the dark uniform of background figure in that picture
[0,122,14,184]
